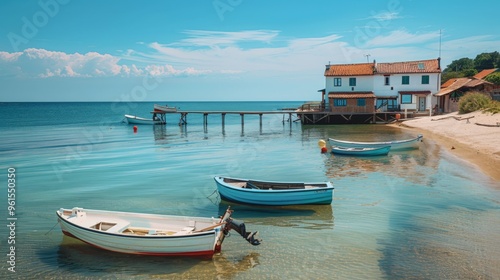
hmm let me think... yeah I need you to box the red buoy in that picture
[321,147,328,153]
[133,126,138,133]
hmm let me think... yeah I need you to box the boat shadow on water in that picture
[40,236,260,278]
[217,201,334,230]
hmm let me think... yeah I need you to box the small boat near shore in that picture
[328,134,423,150]
[56,206,260,257]
[214,176,334,206]
[124,114,165,125]
[154,104,177,112]
[331,145,391,156]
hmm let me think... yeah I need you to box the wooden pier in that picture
[151,109,408,128]
[152,110,299,130]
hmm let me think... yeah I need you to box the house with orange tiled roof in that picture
[324,58,441,115]
[435,72,497,113]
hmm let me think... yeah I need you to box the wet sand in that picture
[394,111,500,183]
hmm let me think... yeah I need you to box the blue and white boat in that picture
[328,134,422,150]
[124,114,165,125]
[214,176,334,206]
[330,145,391,156]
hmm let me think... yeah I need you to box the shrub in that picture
[484,100,500,114]
[458,91,492,114]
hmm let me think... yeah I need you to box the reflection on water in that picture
[325,139,441,186]
[46,236,260,278]
[218,201,334,230]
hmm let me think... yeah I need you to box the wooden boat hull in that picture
[328,134,423,150]
[56,207,226,257]
[154,104,177,112]
[214,176,334,206]
[330,145,391,156]
[125,114,164,125]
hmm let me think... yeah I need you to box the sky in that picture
[0,0,499,102]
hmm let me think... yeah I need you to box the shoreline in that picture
[393,111,500,183]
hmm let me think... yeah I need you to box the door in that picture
[419,97,426,111]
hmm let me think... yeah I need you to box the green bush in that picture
[458,92,492,114]
[484,100,500,114]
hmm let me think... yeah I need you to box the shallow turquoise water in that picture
[0,102,499,279]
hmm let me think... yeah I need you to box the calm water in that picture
[0,102,499,279]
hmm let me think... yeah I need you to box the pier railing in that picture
[297,103,325,112]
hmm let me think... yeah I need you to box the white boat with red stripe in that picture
[56,206,260,258]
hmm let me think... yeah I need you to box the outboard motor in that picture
[225,218,261,246]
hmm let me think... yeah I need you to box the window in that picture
[334,99,347,106]
[401,94,412,104]
[334,78,342,87]
[357,99,366,106]
[384,76,390,86]
[349,77,356,86]
[402,76,410,85]
[421,75,429,84]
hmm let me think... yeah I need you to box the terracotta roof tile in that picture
[436,78,472,96]
[465,79,492,87]
[376,59,441,74]
[325,63,374,76]
[473,68,498,79]
[441,78,457,88]
[328,92,375,98]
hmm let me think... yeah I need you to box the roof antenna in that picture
[365,54,371,63]
[438,29,442,58]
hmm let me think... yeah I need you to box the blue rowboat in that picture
[214,176,334,206]
[328,134,423,150]
[330,145,391,156]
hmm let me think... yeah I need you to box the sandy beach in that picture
[396,111,500,183]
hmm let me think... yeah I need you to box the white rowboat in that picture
[124,114,165,125]
[328,134,423,150]
[154,104,177,112]
[56,207,260,257]
[330,145,391,156]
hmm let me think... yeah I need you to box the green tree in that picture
[444,57,474,72]
[490,51,500,67]
[485,72,500,85]
[462,68,478,77]
[474,52,495,71]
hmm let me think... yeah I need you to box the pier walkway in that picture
[152,110,299,129]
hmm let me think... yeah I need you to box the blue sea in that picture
[0,101,499,279]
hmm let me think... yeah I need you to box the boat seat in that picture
[105,222,131,233]
[246,182,260,189]
[173,226,195,236]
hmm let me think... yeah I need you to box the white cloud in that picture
[0,48,214,78]
[366,29,441,47]
[1,30,498,81]
[370,12,401,21]
[121,31,345,74]
[177,30,280,46]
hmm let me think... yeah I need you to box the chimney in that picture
[437,57,441,70]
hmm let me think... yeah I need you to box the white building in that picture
[324,58,441,114]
